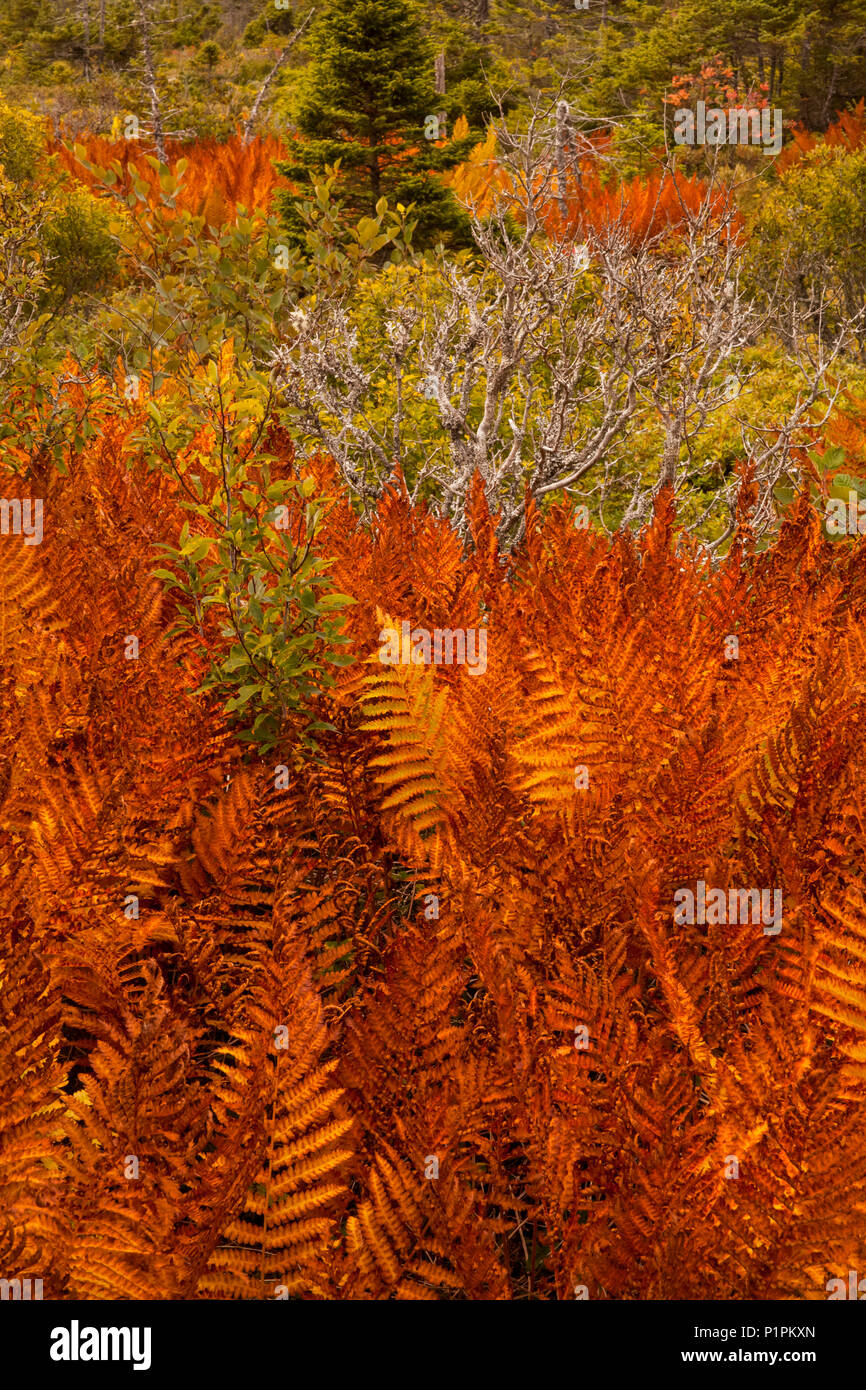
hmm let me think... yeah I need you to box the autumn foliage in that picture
[826,392,866,468]
[3,373,866,1299]
[45,117,741,253]
[541,165,741,245]
[775,99,866,175]
[49,131,292,222]
[447,125,740,247]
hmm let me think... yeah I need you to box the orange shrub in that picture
[447,126,741,248]
[775,99,866,175]
[3,374,866,1297]
[48,130,293,222]
[541,165,741,246]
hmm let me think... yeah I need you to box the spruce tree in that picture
[277,0,477,250]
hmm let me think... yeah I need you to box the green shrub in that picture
[0,100,43,181]
[749,145,866,353]
[195,40,222,70]
[46,60,75,86]
[243,2,294,47]
[170,3,220,47]
[41,188,117,302]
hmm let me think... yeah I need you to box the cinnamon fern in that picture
[3,398,866,1298]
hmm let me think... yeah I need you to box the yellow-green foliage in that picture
[750,146,866,330]
[339,263,850,543]
[41,187,118,302]
[0,163,52,386]
[0,99,43,181]
[339,254,604,501]
[345,259,460,493]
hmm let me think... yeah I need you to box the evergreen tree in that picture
[277,0,478,250]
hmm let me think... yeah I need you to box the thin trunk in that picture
[81,0,92,79]
[137,0,167,163]
[242,8,315,146]
[658,418,681,491]
[435,51,445,96]
[555,101,569,226]
[820,63,839,129]
[369,144,381,214]
[799,36,810,123]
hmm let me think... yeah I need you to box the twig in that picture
[242,9,316,147]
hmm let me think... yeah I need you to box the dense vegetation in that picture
[2,0,866,1302]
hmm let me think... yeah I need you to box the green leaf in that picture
[316,592,357,610]
[224,684,262,711]
[182,535,213,564]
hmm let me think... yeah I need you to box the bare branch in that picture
[135,0,167,164]
[270,90,862,553]
[242,9,316,147]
